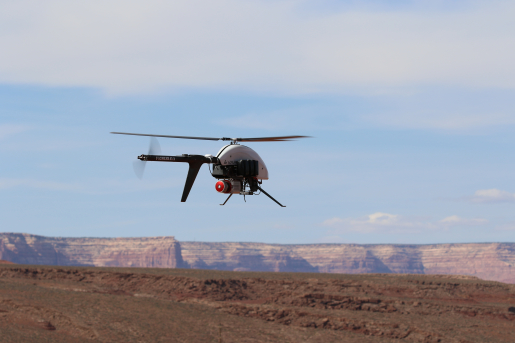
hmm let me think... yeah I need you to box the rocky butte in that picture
[1,233,514,283]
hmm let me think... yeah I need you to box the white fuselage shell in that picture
[216,144,269,180]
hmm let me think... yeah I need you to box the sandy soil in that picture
[0,265,514,342]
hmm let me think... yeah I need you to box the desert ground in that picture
[0,263,514,342]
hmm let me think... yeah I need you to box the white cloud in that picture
[0,1,514,95]
[468,189,515,204]
[322,212,430,234]
[362,110,515,131]
[0,124,31,140]
[496,223,515,231]
[439,215,487,225]
[323,212,488,234]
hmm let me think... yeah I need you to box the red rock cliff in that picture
[0,233,185,268]
[1,233,514,283]
[180,242,515,283]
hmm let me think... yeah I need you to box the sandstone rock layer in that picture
[180,242,515,283]
[1,233,514,283]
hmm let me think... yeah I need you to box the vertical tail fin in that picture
[181,161,204,202]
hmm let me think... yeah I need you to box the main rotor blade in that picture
[236,135,310,142]
[111,132,220,141]
[112,132,311,142]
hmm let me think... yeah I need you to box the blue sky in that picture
[1,0,515,244]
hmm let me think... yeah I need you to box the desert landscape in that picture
[2,234,515,341]
[0,263,514,342]
[4,1,515,342]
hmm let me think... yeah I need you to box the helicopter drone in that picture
[111,132,310,207]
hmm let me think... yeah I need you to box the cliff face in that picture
[417,243,515,284]
[180,242,515,284]
[180,242,318,273]
[179,242,425,274]
[1,233,514,283]
[0,233,184,268]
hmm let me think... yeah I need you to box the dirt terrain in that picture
[0,264,514,342]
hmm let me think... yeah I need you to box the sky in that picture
[1,0,515,244]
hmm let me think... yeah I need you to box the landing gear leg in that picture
[257,186,286,207]
[220,193,233,206]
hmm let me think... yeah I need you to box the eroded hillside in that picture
[0,265,514,342]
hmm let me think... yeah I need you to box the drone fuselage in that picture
[214,144,269,179]
[210,144,268,196]
[112,131,308,206]
[135,143,285,206]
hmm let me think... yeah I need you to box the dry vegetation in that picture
[1,264,514,342]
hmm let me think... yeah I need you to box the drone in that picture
[111,132,309,207]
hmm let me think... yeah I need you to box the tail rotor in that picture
[133,137,161,179]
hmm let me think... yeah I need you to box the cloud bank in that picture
[322,212,488,234]
[1,1,514,95]
[468,189,515,204]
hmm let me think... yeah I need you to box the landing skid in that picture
[220,186,285,207]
